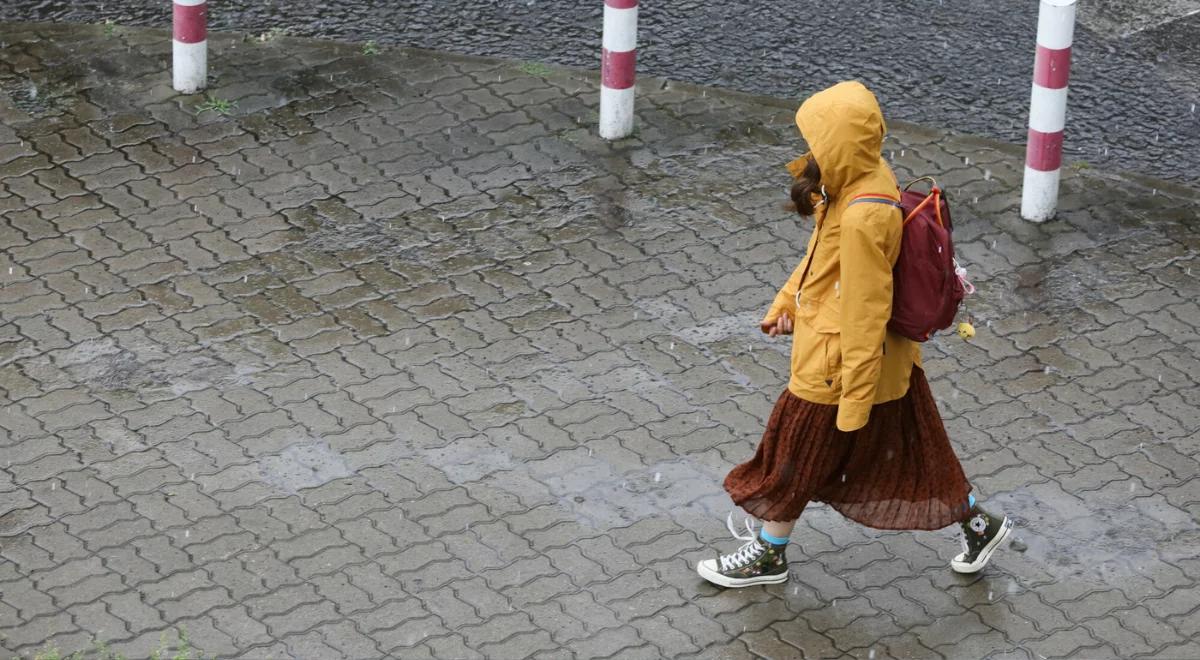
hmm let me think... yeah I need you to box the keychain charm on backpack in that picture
[954,259,977,340]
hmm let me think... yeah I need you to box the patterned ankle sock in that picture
[760,529,789,546]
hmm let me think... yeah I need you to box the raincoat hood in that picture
[787,81,887,195]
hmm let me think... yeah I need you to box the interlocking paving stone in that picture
[0,19,1197,659]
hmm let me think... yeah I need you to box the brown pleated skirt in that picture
[724,368,971,531]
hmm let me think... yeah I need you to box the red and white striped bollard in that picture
[173,0,208,93]
[600,0,637,140]
[1021,0,1076,222]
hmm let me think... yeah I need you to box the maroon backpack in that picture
[849,178,965,342]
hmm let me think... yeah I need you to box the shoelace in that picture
[719,512,765,572]
[959,514,984,557]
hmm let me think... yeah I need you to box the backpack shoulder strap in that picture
[794,192,902,304]
[848,193,902,209]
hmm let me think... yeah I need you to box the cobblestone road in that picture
[1,23,1198,659]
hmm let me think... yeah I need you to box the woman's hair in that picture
[789,158,822,217]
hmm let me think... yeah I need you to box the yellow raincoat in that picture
[763,81,920,432]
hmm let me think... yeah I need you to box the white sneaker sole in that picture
[696,559,788,588]
[951,517,1014,574]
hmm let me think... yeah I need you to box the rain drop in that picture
[669,342,675,350]
[869,650,876,660]
[988,590,993,601]
[51,481,56,491]
[964,156,970,165]
[841,474,847,482]
[900,150,905,157]
[185,529,191,538]
[984,169,991,181]
[1128,482,1136,493]
[991,240,997,249]
[1192,103,1196,113]
[973,197,978,204]
[654,472,661,482]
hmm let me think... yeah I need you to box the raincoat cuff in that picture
[836,398,872,432]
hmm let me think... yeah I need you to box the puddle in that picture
[0,72,81,119]
[672,313,758,345]
[298,198,429,255]
[1011,243,1153,314]
[50,338,287,395]
[544,455,721,527]
[419,441,515,484]
[256,439,353,491]
[995,488,1186,588]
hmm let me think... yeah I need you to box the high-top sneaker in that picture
[952,504,1013,574]
[697,516,788,587]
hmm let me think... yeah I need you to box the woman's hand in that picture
[761,312,794,337]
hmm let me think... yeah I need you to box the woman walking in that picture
[697,81,1012,588]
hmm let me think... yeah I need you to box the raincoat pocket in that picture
[791,328,842,394]
[822,331,843,389]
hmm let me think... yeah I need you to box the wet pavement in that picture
[1,21,1199,660]
[2,1,1199,187]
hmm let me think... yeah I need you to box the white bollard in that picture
[173,0,208,93]
[599,0,638,140]
[1021,0,1076,222]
